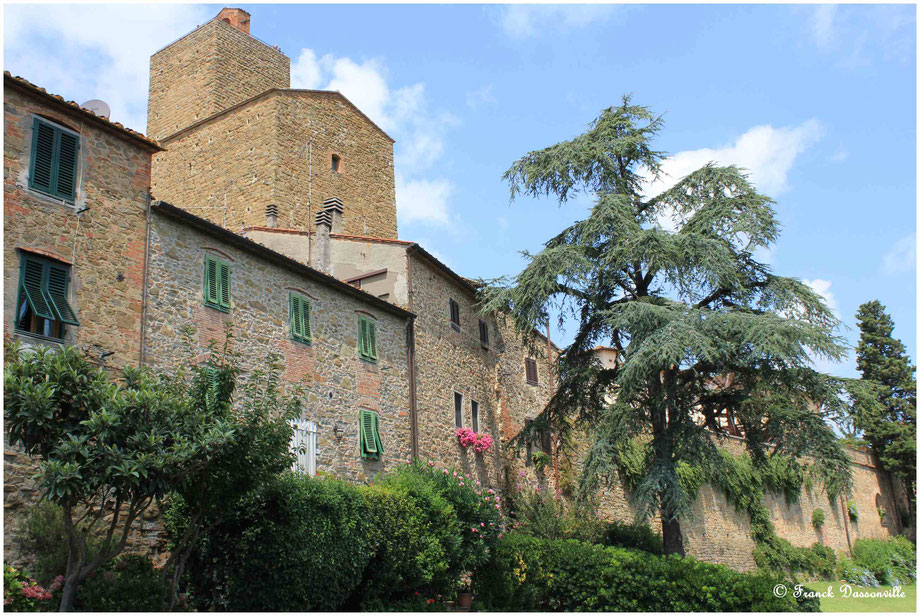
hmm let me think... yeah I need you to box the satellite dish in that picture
[82,99,111,119]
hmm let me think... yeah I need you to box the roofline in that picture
[159,88,395,144]
[4,72,163,152]
[151,201,414,320]
[151,13,288,60]
[242,227,415,246]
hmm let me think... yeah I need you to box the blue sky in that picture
[5,3,916,377]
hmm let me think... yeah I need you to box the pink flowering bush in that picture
[4,566,54,612]
[456,428,494,454]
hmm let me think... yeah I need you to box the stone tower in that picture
[148,8,399,240]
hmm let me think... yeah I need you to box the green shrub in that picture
[474,534,815,612]
[850,536,916,586]
[3,565,55,612]
[753,536,837,579]
[601,520,663,554]
[837,557,880,588]
[507,480,603,543]
[185,473,374,611]
[847,500,859,521]
[74,554,167,612]
[811,508,825,529]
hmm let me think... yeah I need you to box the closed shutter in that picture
[55,131,79,200]
[479,320,489,346]
[471,400,480,432]
[290,293,312,343]
[46,265,79,325]
[218,261,231,309]
[360,410,379,458]
[29,119,55,194]
[19,257,54,320]
[302,298,312,342]
[454,392,464,427]
[525,358,538,384]
[367,320,377,360]
[372,412,384,454]
[204,257,219,306]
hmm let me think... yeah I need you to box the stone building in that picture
[2,6,910,574]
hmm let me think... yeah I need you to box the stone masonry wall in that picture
[3,84,159,567]
[151,95,278,231]
[147,17,289,141]
[145,210,414,482]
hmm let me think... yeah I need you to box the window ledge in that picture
[23,186,77,209]
[203,302,230,314]
[13,329,66,345]
[450,323,461,332]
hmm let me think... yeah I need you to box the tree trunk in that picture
[660,501,686,557]
[59,578,78,612]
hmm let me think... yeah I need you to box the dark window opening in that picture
[479,320,489,347]
[471,400,480,432]
[449,298,460,331]
[454,391,464,427]
[525,357,539,385]
[15,254,79,341]
[331,154,341,173]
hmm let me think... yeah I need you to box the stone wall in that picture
[145,207,414,482]
[3,82,159,567]
[147,16,290,141]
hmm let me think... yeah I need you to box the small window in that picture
[290,419,317,476]
[471,400,480,432]
[479,320,489,347]
[359,409,384,459]
[203,255,231,312]
[15,253,79,340]
[449,298,460,331]
[29,117,80,201]
[358,317,378,362]
[289,292,312,343]
[331,154,341,173]
[524,418,533,466]
[525,357,539,385]
[454,391,464,428]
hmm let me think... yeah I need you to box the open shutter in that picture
[302,298,312,342]
[204,257,219,305]
[218,261,231,309]
[367,321,377,360]
[372,412,384,454]
[46,265,79,325]
[19,257,54,320]
[29,119,55,194]
[360,410,378,457]
[55,131,79,200]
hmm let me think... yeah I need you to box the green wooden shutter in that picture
[290,293,304,339]
[302,298,312,342]
[367,320,378,361]
[360,410,378,457]
[29,118,55,194]
[372,412,384,454]
[55,131,79,200]
[18,256,54,320]
[204,257,219,306]
[218,261,231,309]
[46,265,79,325]
[358,318,369,357]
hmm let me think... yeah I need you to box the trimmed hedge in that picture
[473,534,818,612]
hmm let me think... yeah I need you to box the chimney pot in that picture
[322,197,345,234]
[217,8,251,35]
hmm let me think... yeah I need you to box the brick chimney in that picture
[217,8,251,35]
[311,198,345,274]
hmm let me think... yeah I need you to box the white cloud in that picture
[646,120,824,201]
[806,5,915,68]
[291,47,458,227]
[396,176,453,227]
[466,85,497,108]
[882,233,917,276]
[811,5,838,49]
[803,278,838,315]
[497,4,617,39]
[4,4,212,133]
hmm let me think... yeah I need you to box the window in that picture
[203,255,230,311]
[479,320,489,347]
[29,117,80,201]
[15,253,79,340]
[358,317,378,362]
[524,418,533,466]
[454,391,464,427]
[471,400,480,432]
[331,154,341,173]
[289,419,317,476]
[359,409,384,459]
[525,357,539,385]
[289,292,312,343]
[449,298,460,331]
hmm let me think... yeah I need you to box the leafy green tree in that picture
[481,97,853,555]
[3,342,235,611]
[161,342,301,609]
[854,300,916,514]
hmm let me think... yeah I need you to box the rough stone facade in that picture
[3,75,162,568]
[147,14,289,142]
[145,205,414,482]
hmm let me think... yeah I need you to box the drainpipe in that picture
[139,189,152,367]
[840,495,853,556]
